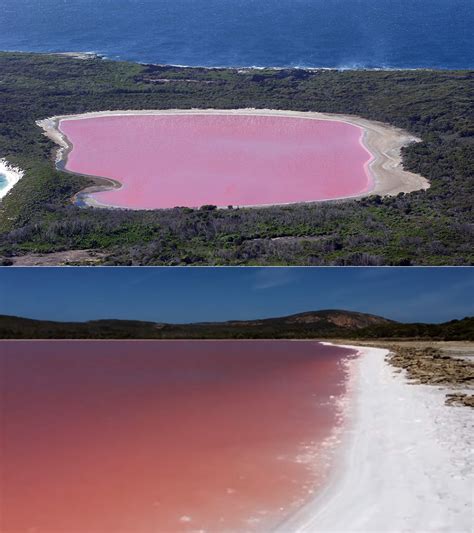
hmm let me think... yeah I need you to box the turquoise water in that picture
[1,0,473,69]
[0,174,8,192]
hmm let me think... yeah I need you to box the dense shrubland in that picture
[0,52,472,265]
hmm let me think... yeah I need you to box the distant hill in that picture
[0,310,472,340]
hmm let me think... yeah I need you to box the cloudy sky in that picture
[0,267,472,324]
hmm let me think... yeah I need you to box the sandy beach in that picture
[279,343,473,532]
[0,158,24,201]
[37,109,429,209]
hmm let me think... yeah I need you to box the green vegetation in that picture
[0,52,473,265]
[1,311,472,341]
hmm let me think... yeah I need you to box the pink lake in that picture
[1,340,356,533]
[59,114,373,209]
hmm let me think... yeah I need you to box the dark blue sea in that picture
[1,0,472,69]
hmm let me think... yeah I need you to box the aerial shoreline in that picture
[12,50,469,71]
[37,109,428,210]
[0,159,24,201]
[280,342,473,532]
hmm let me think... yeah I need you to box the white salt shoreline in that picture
[278,343,473,532]
[0,158,24,200]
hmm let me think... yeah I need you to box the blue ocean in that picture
[0,0,472,69]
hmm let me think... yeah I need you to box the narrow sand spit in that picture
[37,109,429,208]
[278,344,473,533]
[0,158,24,200]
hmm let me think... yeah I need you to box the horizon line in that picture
[2,309,472,326]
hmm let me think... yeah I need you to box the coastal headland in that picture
[0,52,471,265]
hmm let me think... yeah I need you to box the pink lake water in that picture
[1,340,356,533]
[59,114,373,209]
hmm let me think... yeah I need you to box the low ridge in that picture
[0,310,472,340]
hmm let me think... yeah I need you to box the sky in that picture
[0,267,472,324]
